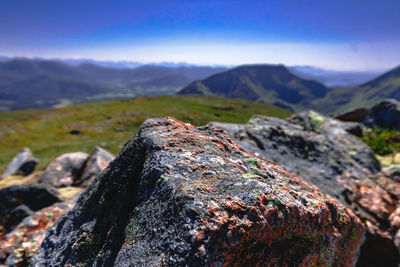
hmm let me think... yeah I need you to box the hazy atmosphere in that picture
[1,0,400,70]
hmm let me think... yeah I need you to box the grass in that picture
[361,128,400,156]
[0,95,291,172]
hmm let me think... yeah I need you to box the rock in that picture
[31,117,364,266]
[288,110,365,137]
[210,113,400,266]
[38,152,88,187]
[0,148,38,179]
[0,185,61,237]
[336,108,369,123]
[0,199,76,267]
[74,147,115,187]
[364,99,400,131]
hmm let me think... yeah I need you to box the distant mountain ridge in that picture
[0,58,225,111]
[178,64,329,111]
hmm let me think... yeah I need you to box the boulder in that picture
[210,112,400,266]
[38,152,88,187]
[74,146,115,187]
[0,148,38,179]
[0,185,61,237]
[31,117,364,266]
[336,108,369,123]
[364,99,400,131]
[0,199,76,267]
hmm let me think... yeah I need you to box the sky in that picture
[0,0,399,71]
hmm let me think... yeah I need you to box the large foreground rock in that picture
[210,112,400,266]
[0,185,61,237]
[0,148,38,179]
[31,117,364,266]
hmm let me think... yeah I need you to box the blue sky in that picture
[1,0,399,71]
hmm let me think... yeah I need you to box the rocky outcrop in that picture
[0,185,61,238]
[364,99,400,131]
[0,148,38,179]
[210,112,400,266]
[74,146,115,187]
[38,152,89,187]
[31,117,364,266]
[0,199,76,267]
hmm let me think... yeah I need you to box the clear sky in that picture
[1,0,399,71]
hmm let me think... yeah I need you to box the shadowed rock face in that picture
[31,117,364,267]
[210,112,400,266]
[1,148,38,179]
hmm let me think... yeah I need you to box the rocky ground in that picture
[0,147,114,266]
[0,100,399,266]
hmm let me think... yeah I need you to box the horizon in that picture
[1,0,400,72]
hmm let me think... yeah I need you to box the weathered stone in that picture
[74,146,114,187]
[1,148,38,179]
[0,199,75,267]
[210,112,400,266]
[31,117,364,266]
[0,185,61,238]
[364,99,400,131]
[38,152,88,187]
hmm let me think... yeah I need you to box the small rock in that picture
[74,146,114,187]
[38,152,88,187]
[0,148,38,179]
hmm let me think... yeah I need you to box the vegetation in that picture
[361,128,400,155]
[0,95,291,172]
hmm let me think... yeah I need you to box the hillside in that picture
[0,95,291,172]
[314,65,400,114]
[178,64,329,112]
[0,58,225,111]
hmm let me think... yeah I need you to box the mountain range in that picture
[0,58,225,111]
[179,64,400,114]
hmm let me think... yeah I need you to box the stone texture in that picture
[74,146,114,187]
[210,112,400,266]
[1,148,38,179]
[364,99,400,131]
[31,117,364,267]
[0,185,61,239]
[38,152,88,188]
[0,199,76,267]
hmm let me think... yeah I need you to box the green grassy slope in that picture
[0,95,291,172]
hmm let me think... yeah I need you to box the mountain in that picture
[313,65,400,114]
[289,65,381,87]
[178,64,329,112]
[0,58,225,111]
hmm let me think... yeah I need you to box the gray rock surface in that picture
[1,148,38,179]
[31,117,364,267]
[74,146,115,187]
[363,99,400,131]
[38,152,88,187]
